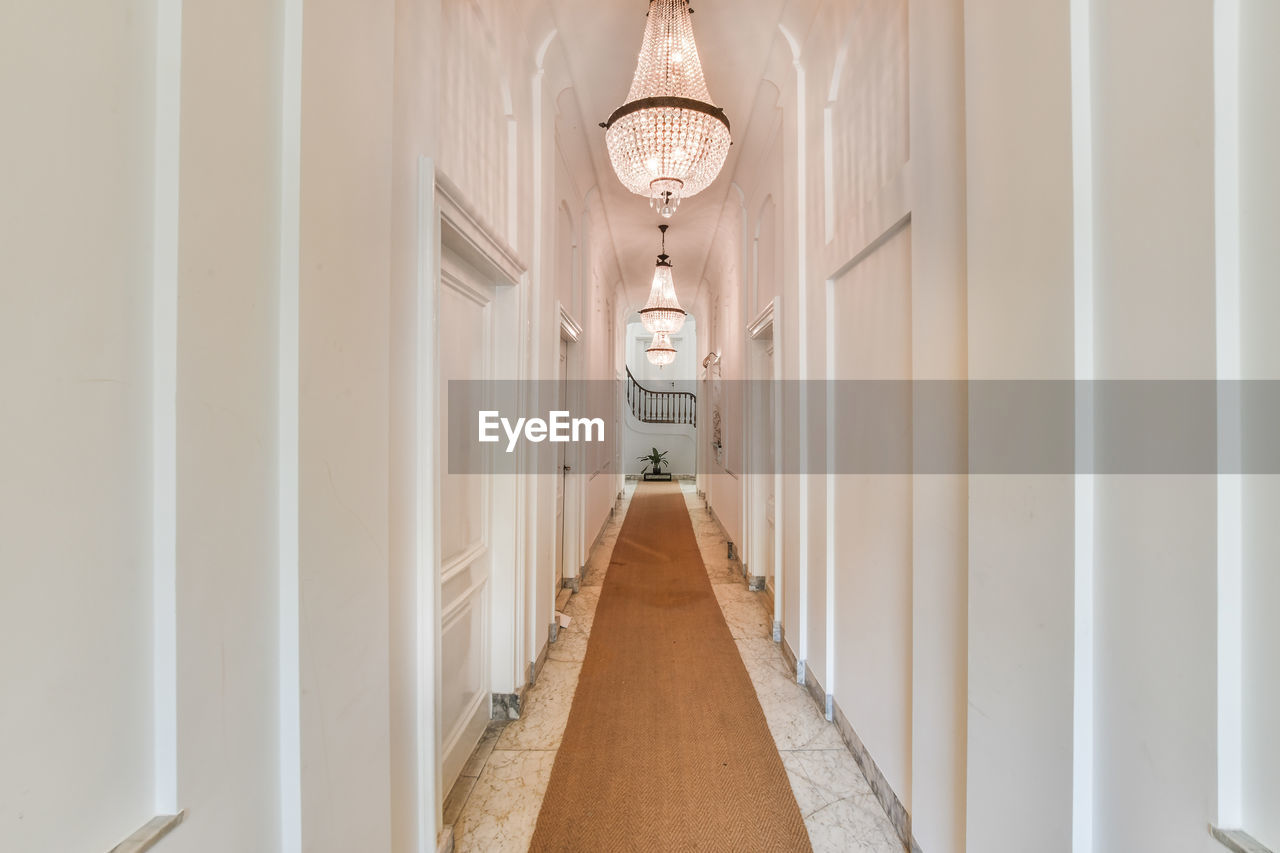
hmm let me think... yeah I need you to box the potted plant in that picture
[638,447,671,481]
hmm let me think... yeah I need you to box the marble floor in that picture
[447,480,904,852]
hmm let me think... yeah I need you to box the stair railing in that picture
[625,367,696,426]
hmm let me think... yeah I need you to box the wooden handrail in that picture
[626,367,696,426]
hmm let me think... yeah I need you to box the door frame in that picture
[747,299,783,639]
[419,160,528,838]
[556,301,584,593]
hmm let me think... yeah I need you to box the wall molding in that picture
[435,168,526,286]
[558,302,583,342]
[747,299,776,340]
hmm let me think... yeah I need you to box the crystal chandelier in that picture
[646,331,677,367]
[601,0,731,217]
[640,224,686,335]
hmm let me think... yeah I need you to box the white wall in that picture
[698,3,970,851]
[1,1,620,851]
[0,1,157,849]
[962,2,1077,849]
[829,224,914,800]
[166,0,292,848]
[1091,3,1219,850]
[624,416,697,477]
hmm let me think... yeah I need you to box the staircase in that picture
[626,367,696,426]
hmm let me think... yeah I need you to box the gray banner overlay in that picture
[446,380,1280,475]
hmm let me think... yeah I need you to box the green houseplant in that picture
[637,447,669,477]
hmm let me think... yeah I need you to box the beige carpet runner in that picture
[529,482,813,852]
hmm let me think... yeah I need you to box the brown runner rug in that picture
[529,482,813,852]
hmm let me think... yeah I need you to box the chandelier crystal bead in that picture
[646,330,677,367]
[602,0,731,216]
[640,224,687,335]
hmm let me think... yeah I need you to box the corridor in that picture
[4,0,1279,851]
[447,482,901,852]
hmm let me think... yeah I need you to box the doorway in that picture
[747,302,780,627]
[555,337,569,591]
[436,249,496,794]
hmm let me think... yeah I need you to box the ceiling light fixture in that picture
[646,331,677,367]
[639,224,686,335]
[601,0,731,218]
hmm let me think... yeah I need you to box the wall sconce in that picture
[702,350,721,369]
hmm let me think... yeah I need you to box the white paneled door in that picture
[437,251,494,795]
[555,338,568,590]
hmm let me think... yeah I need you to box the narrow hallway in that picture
[449,482,902,852]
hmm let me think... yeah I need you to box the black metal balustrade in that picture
[626,368,696,426]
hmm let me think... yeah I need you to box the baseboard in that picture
[758,583,776,620]
[1211,827,1274,853]
[498,631,550,720]
[533,624,551,680]
[798,659,831,719]
[561,575,580,592]
[780,632,799,678]
[830,697,921,853]
[108,813,184,853]
[704,504,739,563]
[491,691,522,720]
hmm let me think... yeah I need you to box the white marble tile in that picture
[734,637,794,682]
[804,792,904,852]
[442,773,477,826]
[704,556,743,585]
[452,749,558,853]
[782,749,874,812]
[781,751,901,852]
[735,640,846,751]
[712,584,772,640]
[460,720,504,778]
[547,629,590,662]
[495,661,581,750]
[693,517,726,537]
[562,587,600,634]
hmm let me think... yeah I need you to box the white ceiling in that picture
[546,0,792,312]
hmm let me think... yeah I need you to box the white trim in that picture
[150,0,182,817]
[1214,0,1243,828]
[823,281,836,712]
[417,155,442,850]
[277,0,304,848]
[794,58,810,665]
[1069,0,1096,847]
[558,303,584,342]
[747,299,776,341]
[441,542,489,585]
[435,168,526,287]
